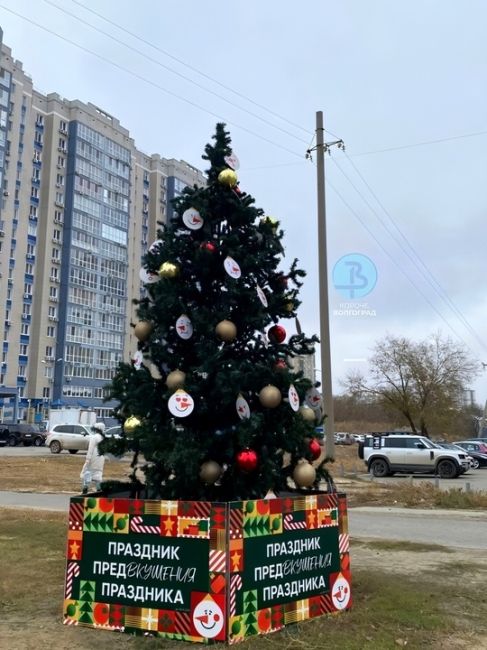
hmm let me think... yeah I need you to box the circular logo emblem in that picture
[332,253,377,299]
[192,598,224,639]
[331,575,351,610]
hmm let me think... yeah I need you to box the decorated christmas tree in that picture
[105,124,331,501]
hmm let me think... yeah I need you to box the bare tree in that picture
[344,333,480,436]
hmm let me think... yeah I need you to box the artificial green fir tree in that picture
[105,124,332,501]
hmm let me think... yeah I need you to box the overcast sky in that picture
[2,0,487,406]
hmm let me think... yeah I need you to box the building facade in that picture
[0,30,206,422]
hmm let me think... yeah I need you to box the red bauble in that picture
[200,241,216,253]
[236,448,258,472]
[277,274,289,289]
[309,438,322,460]
[268,325,286,344]
[274,359,287,371]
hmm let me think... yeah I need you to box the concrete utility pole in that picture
[313,111,344,460]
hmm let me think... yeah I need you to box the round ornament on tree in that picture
[168,388,194,418]
[236,393,251,419]
[299,406,316,423]
[124,416,141,434]
[259,385,282,408]
[200,241,216,253]
[267,324,286,344]
[293,461,316,488]
[182,207,203,230]
[134,321,153,342]
[215,319,237,342]
[218,168,238,188]
[176,314,193,340]
[236,448,258,472]
[199,460,222,484]
[158,262,180,278]
[166,369,186,390]
[309,438,322,460]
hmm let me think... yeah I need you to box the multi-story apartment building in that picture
[0,29,206,422]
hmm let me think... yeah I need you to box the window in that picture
[19,344,28,355]
[45,346,53,358]
[25,263,33,275]
[49,286,58,299]
[59,120,67,132]
[36,114,44,126]
[54,209,63,223]
[57,155,65,168]
[58,138,66,150]
[42,387,50,398]
[21,323,29,335]
[31,186,39,199]
[53,229,61,242]
[22,304,31,316]
[56,173,64,187]
[34,131,43,144]
[29,205,37,218]
[48,306,57,318]
[47,326,55,337]
[55,191,64,205]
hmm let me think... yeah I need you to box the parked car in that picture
[334,432,354,445]
[453,441,487,463]
[46,423,95,454]
[358,433,470,478]
[104,425,122,439]
[0,423,46,447]
[351,434,365,443]
[435,442,482,470]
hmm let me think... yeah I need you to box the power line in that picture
[342,150,487,353]
[0,3,305,160]
[325,175,475,353]
[41,0,310,147]
[330,154,487,355]
[70,0,316,140]
[353,130,487,156]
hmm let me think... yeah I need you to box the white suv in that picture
[358,433,470,479]
[46,424,94,454]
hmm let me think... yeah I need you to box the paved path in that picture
[349,505,487,550]
[1,491,486,550]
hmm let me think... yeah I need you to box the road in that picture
[1,490,486,550]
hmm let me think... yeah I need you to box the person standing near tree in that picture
[80,422,106,494]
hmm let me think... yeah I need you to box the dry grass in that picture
[0,454,131,493]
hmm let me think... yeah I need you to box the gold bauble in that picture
[299,406,316,423]
[218,168,238,188]
[259,384,282,408]
[199,460,222,484]
[166,369,186,390]
[293,461,316,488]
[134,321,153,342]
[285,301,294,313]
[158,262,179,278]
[124,415,142,434]
[148,363,162,380]
[215,319,237,342]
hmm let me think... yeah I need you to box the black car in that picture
[0,423,46,447]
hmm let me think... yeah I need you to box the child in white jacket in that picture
[80,422,106,494]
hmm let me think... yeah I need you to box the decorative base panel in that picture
[64,493,351,643]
